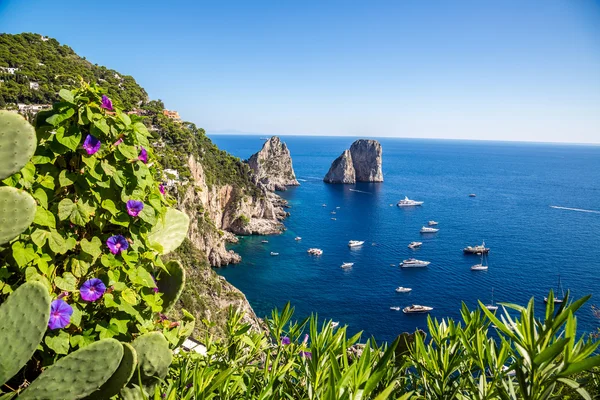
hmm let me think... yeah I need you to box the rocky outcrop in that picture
[323,139,383,184]
[323,150,356,184]
[350,140,383,182]
[248,136,299,191]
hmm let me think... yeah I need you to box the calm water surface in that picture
[210,135,600,342]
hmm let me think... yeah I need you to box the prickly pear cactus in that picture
[147,208,190,255]
[85,343,137,400]
[0,110,37,180]
[20,339,124,400]
[0,282,51,387]
[157,260,185,313]
[127,332,172,390]
[0,186,37,245]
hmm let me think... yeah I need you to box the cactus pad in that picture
[157,260,186,313]
[130,332,172,385]
[85,343,137,400]
[20,339,124,400]
[0,110,37,180]
[0,282,51,387]
[0,187,37,245]
[147,208,189,254]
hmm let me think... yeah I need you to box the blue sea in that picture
[209,135,600,342]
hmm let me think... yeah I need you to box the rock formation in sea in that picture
[248,136,300,191]
[323,139,383,184]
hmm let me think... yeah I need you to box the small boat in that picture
[261,240,269,243]
[322,204,327,207]
[463,242,490,254]
[408,241,422,249]
[400,258,430,268]
[336,207,340,209]
[420,226,439,233]
[307,248,323,256]
[485,288,498,311]
[544,275,565,304]
[428,220,438,226]
[390,306,401,311]
[403,305,433,314]
[270,252,279,256]
[395,287,412,293]
[341,262,354,269]
[469,193,477,197]
[331,321,339,328]
[397,196,424,207]
[331,211,336,215]
[348,240,365,247]
[295,237,302,241]
[471,252,489,271]
[331,218,337,220]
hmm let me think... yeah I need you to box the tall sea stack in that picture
[248,136,300,191]
[323,139,383,184]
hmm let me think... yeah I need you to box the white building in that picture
[163,169,180,187]
[29,82,40,90]
[0,67,19,74]
[40,36,49,42]
[17,104,51,113]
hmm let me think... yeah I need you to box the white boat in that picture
[544,275,565,304]
[331,218,337,220]
[295,237,302,241]
[397,196,424,207]
[322,204,327,207]
[400,258,430,268]
[485,288,498,311]
[341,262,354,269]
[307,248,323,256]
[336,207,340,209]
[390,306,401,311]
[331,321,339,328]
[331,211,336,214]
[408,241,422,249]
[420,226,439,233]
[395,287,412,293]
[471,252,489,271]
[403,305,433,314]
[348,240,365,247]
[469,193,477,197]
[428,220,438,226]
[261,240,269,243]
[270,252,279,256]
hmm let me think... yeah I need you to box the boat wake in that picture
[297,178,308,182]
[349,189,372,194]
[550,206,600,214]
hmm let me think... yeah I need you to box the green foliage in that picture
[0,33,147,110]
[0,187,37,245]
[123,332,173,396]
[0,282,51,387]
[0,111,37,179]
[156,260,185,314]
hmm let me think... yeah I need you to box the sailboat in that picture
[470,252,488,271]
[544,275,565,304]
[485,288,498,311]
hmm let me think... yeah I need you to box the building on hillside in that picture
[40,35,49,41]
[163,169,180,187]
[17,103,51,114]
[162,109,181,122]
[29,82,40,90]
[0,67,19,74]
[126,109,150,116]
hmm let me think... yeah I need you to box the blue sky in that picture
[1,0,599,143]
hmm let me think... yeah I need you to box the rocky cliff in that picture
[323,150,356,184]
[323,139,383,184]
[248,136,300,191]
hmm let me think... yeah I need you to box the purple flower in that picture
[82,134,101,155]
[48,299,73,330]
[138,147,148,163]
[281,336,291,345]
[159,184,166,195]
[300,351,312,359]
[80,278,106,302]
[126,200,144,217]
[302,334,309,344]
[113,138,123,146]
[101,95,113,110]
[106,235,129,254]
[152,275,159,293]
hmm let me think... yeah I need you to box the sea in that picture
[209,135,600,343]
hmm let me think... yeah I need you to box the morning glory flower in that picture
[80,278,106,302]
[302,334,309,344]
[82,134,101,155]
[126,200,144,217]
[113,138,123,146]
[106,235,129,254]
[300,351,312,359]
[138,147,148,163]
[281,336,291,345]
[159,184,166,195]
[101,95,113,111]
[48,299,73,330]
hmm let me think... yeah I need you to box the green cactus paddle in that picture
[157,260,185,313]
[0,282,51,387]
[85,343,137,400]
[147,208,189,255]
[129,332,172,388]
[0,110,37,180]
[0,186,37,245]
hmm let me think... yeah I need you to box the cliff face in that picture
[323,150,356,184]
[323,139,383,184]
[248,136,299,191]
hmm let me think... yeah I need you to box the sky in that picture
[1,0,599,144]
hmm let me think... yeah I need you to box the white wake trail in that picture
[550,206,600,214]
[349,189,372,194]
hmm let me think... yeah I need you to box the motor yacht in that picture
[408,241,422,249]
[307,248,323,256]
[469,193,477,197]
[420,226,439,233]
[341,262,354,269]
[331,321,339,328]
[261,240,269,243]
[463,242,490,254]
[397,196,424,207]
[348,240,365,247]
[295,237,302,241]
[395,287,412,293]
[270,252,279,256]
[400,258,430,268]
[403,305,433,314]
[428,220,439,226]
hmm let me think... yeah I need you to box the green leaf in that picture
[48,229,67,254]
[58,89,74,103]
[138,204,156,225]
[58,199,76,221]
[45,331,70,355]
[46,108,75,126]
[32,188,48,208]
[34,206,56,229]
[117,144,138,160]
[54,272,77,291]
[132,266,156,289]
[121,288,138,305]
[70,257,90,278]
[11,242,36,267]
[101,199,119,216]
[80,237,102,259]
[58,170,78,187]
[31,229,51,248]
[561,355,600,376]
[93,118,110,135]
[55,124,82,151]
